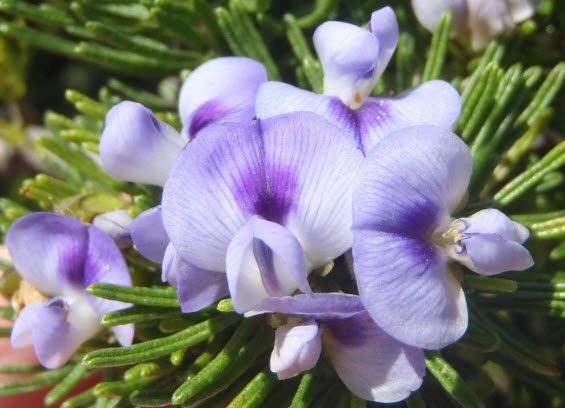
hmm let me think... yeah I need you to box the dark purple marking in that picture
[188,99,230,138]
[253,237,282,297]
[358,186,441,239]
[57,226,88,288]
[233,163,299,224]
[356,98,392,150]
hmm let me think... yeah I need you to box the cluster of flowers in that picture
[6,7,534,403]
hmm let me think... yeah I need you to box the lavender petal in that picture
[246,293,366,320]
[353,125,472,237]
[270,320,322,380]
[100,101,185,186]
[163,244,228,313]
[353,230,468,349]
[178,57,267,138]
[5,213,89,295]
[313,20,379,106]
[357,81,462,153]
[226,216,309,313]
[324,312,425,402]
[130,206,170,264]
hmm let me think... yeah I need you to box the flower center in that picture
[431,219,469,253]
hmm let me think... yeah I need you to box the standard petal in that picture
[130,206,170,264]
[163,112,363,273]
[246,293,366,320]
[11,302,43,349]
[461,234,534,275]
[178,57,267,138]
[5,213,88,295]
[255,82,357,140]
[314,21,379,107]
[356,80,462,153]
[369,7,399,81]
[270,320,322,380]
[352,230,468,349]
[353,125,472,237]
[92,209,133,249]
[411,0,469,36]
[100,101,185,186]
[226,216,309,313]
[32,297,100,369]
[324,312,425,402]
[462,209,529,243]
[506,0,540,22]
[162,244,228,313]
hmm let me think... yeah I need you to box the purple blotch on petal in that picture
[188,99,230,138]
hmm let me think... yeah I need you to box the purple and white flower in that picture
[100,57,268,187]
[100,57,268,264]
[412,0,540,51]
[256,7,461,154]
[248,294,425,402]
[161,112,364,313]
[6,213,134,369]
[352,125,534,349]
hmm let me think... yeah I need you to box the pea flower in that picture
[255,7,461,154]
[100,57,267,264]
[411,0,540,51]
[100,57,268,187]
[161,112,364,313]
[247,294,425,402]
[352,125,534,349]
[6,213,134,369]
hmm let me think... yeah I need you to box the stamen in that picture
[354,92,362,103]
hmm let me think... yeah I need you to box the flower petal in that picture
[5,213,88,295]
[130,206,170,264]
[226,216,309,313]
[506,0,540,22]
[356,80,462,153]
[271,320,322,380]
[411,0,469,36]
[32,297,100,369]
[83,225,134,346]
[163,112,363,273]
[246,293,366,320]
[369,7,399,82]
[92,209,133,249]
[353,230,468,349]
[162,244,228,313]
[461,233,534,275]
[178,57,267,138]
[255,82,357,141]
[467,0,514,51]
[11,302,43,349]
[353,125,472,237]
[100,101,185,186]
[324,312,425,402]
[463,209,529,243]
[314,21,379,106]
